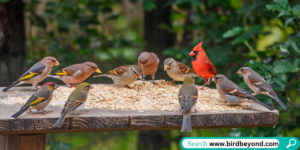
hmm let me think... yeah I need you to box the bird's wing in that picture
[248,76,274,93]
[21,94,50,109]
[178,88,198,112]
[177,62,194,73]
[220,87,257,100]
[108,65,129,76]
[18,63,46,81]
[203,59,218,75]
[53,64,83,76]
[61,93,87,115]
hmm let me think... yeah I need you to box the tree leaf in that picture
[232,33,250,45]
[292,42,300,52]
[248,25,263,33]
[292,4,300,15]
[274,0,289,8]
[294,58,300,67]
[279,44,289,53]
[277,8,291,19]
[143,0,157,11]
[284,17,294,27]
[222,27,243,38]
[273,60,299,74]
[266,4,281,11]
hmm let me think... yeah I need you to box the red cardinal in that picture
[189,41,218,89]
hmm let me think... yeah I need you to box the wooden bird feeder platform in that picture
[0,85,279,150]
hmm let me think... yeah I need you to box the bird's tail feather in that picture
[53,115,66,128]
[252,99,275,111]
[181,116,192,132]
[2,81,20,92]
[268,92,289,111]
[11,106,29,118]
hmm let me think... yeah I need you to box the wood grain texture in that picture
[0,134,45,150]
[0,86,279,134]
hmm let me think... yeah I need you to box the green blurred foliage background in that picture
[1,0,300,149]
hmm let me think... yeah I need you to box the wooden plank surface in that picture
[0,134,45,150]
[0,87,279,134]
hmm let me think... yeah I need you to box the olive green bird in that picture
[53,82,92,128]
[178,75,198,132]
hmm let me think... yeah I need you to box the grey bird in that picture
[237,67,289,111]
[212,74,275,110]
[138,52,160,83]
[2,57,59,92]
[11,82,59,118]
[93,65,142,86]
[164,58,196,82]
[178,75,198,132]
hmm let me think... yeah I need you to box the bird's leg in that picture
[251,93,257,96]
[151,74,155,84]
[200,81,208,90]
[192,109,198,113]
[170,80,176,83]
[41,109,53,115]
[79,110,89,115]
[27,109,33,113]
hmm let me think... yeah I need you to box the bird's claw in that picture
[42,110,53,115]
[79,110,89,115]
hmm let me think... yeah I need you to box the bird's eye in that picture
[241,69,244,71]
[133,70,137,74]
[215,77,218,80]
[145,60,148,62]
[51,59,54,62]
[91,66,93,69]
[169,63,172,66]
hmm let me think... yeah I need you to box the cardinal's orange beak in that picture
[189,51,195,56]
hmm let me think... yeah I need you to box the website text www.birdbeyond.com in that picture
[180,137,300,150]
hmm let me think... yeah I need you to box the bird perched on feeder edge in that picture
[164,58,196,82]
[212,74,275,110]
[2,56,59,92]
[49,62,101,87]
[93,65,142,86]
[11,82,59,118]
[178,75,198,132]
[53,82,92,128]
[237,67,289,111]
[138,52,159,83]
[189,41,218,89]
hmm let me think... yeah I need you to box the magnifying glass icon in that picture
[287,139,296,148]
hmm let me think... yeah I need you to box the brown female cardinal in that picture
[189,41,218,89]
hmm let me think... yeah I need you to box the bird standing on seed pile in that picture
[178,75,198,132]
[138,52,160,83]
[49,62,101,87]
[53,82,92,128]
[2,56,59,92]
[212,74,275,110]
[164,58,196,82]
[237,67,289,111]
[94,65,142,86]
[11,82,59,118]
[189,41,218,89]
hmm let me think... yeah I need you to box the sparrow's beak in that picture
[211,77,215,82]
[141,64,144,69]
[139,75,143,80]
[55,61,60,65]
[189,51,195,56]
[237,70,242,74]
[95,69,102,74]
[164,65,170,71]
